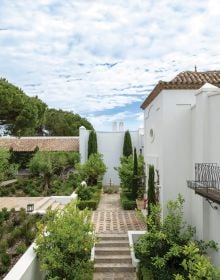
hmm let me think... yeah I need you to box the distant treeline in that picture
[0,78,93,136]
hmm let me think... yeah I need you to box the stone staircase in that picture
[93,234,136,280]
[34,197,64,212]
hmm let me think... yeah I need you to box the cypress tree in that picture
[132,148,138,199]
[147,165,156,216]
[123,130,132,157]
[88,130,97,158]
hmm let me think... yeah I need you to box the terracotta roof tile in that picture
[141,71,220,109]
[0,137,79,152]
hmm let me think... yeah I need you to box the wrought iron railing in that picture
[187,163,220,191]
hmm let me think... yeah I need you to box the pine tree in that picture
[88,130,97,158]
[132,148,138,199]
[147,165,156,216]
[123,130,132,157]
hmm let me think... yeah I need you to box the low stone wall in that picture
[51,191,77,204]
[4,243,44,280]
[128,230,146,271]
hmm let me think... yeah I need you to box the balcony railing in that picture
[187,163,220,204]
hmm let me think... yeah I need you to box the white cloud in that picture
[0,0,220,129]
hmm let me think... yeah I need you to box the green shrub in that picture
[0,240,7,254]
[0,211,4,224]
[147,165,156,217]
[0,226,4,238]
[35,201,96,279]
[0,264,8,274]
[18,208,27,221]
[77,184,92,200]
[76,153,107,186]
[138,266,154,280]
[24,230,35,245]
[123,130,133,157]
[120,192,136,210]
[1,253,11,267]
[1,208,10,220]
[0,188,10,196]
[121,198,136,210]
[135,195,219,280]
[116,154,145,193]
[16,243,27,255]
[88,130,97,158]
[7,233,16,247]
[11,227,22,239]
[77,200,98,210]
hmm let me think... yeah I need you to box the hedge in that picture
[120,192,137,210]
[77,200,98,210]
[77,188,101,210]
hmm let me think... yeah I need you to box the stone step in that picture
[93,272,137,280]
[95,255,132,264]
[94,263,135,273]
[98,233,128,241]
[39,199,54,210]
[96,240,129,247]
[35,197,51,210]
[51,202,60,210]
[95,247,130,256]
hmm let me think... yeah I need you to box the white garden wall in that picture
[79,126,144,186]
[4,243,44,280]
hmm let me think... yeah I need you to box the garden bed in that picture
[0,174,77,197]
[77,186,102,210]
[0,208,41,279]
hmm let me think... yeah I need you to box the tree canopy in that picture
[0,149,18,182]
[0,78,93,136]
[76,153,107,186]
[44,108,93,136]
[28,151,79,190]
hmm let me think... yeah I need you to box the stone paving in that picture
[92,193,146,233]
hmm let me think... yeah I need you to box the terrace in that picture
[187,163,220,206]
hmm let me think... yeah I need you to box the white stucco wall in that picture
[190,84,220,266]
[79,127,144,186]
[143,84,220,266]
[144,89,196,219]
[161,90,196,220]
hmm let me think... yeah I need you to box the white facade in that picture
[143,84,220,266]
[79,126,144,186]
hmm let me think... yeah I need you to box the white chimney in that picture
[112,121,117,132]
[119,121,124,132]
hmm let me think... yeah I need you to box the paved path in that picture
[92,193,146,233]
[92,193,146,280]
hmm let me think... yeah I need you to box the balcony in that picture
[187,163,220,205]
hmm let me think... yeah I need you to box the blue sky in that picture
[0,0,220,131]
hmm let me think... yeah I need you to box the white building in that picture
[141,70,220,266]
[79,125,144,186]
